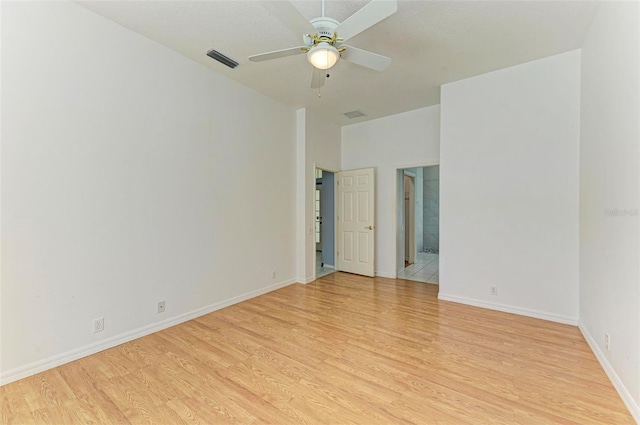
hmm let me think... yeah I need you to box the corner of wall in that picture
[295,109,307,282]
[579,322,640,423]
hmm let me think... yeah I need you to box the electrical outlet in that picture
[271,270,277,279]
[157,300,166,314]
[490,286,498,296]
[93,317,104,333]
[605,333,610,351]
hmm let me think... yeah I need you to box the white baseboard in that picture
[323,264,335,270]
[375,271,396,279]
[579,322,640,423]
[298,276,316,284]
[0,279,296,386]
[437,293,578,325]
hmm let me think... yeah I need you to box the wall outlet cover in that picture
[93,317,104,333]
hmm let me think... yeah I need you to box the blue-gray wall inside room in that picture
[423,165,440,252]
[321,171,335,266]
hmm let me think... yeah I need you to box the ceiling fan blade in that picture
[264,1,317,36]
[311,68,326,89]
[249,46,306,63]
[341,46,391,71]
[334,0,397,42]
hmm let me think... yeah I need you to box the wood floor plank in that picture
[0,384,36,425]
[71,389,131,424]
[0,273,635,424]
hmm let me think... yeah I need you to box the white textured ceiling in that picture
[77,0,599,125]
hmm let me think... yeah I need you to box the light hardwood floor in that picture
[1,273,634,424]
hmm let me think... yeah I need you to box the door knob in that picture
[365,225,374,230]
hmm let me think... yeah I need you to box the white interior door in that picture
[337,168,375,277]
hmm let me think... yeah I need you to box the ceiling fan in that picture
[249,0,398,89]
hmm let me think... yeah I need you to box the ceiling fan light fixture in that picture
[307,42,339,70]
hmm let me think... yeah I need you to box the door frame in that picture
[394,161,440,278]
[313,164,339,280]
[403,171,416,266]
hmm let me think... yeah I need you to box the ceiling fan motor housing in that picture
[306,17,341,46]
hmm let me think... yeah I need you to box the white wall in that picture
[341,106,440,277]
[1,1,297,383]
[579,2,640,420]
[439,50,581,324]
[296,109,341,282]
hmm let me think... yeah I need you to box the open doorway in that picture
[396,165,439,284]
[315,168,336,278]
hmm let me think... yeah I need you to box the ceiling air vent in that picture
[343,110,366,119]
[206,49,238,69]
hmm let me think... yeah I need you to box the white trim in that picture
[314,164,340,174]
[403,173,417,265]
[323,264,335,269]
[437,293,578,325]
[579,321,640,423]
[0,279,296,386]
[395,160,440,170]
[375,271,396,279]
[298,276,316,284]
